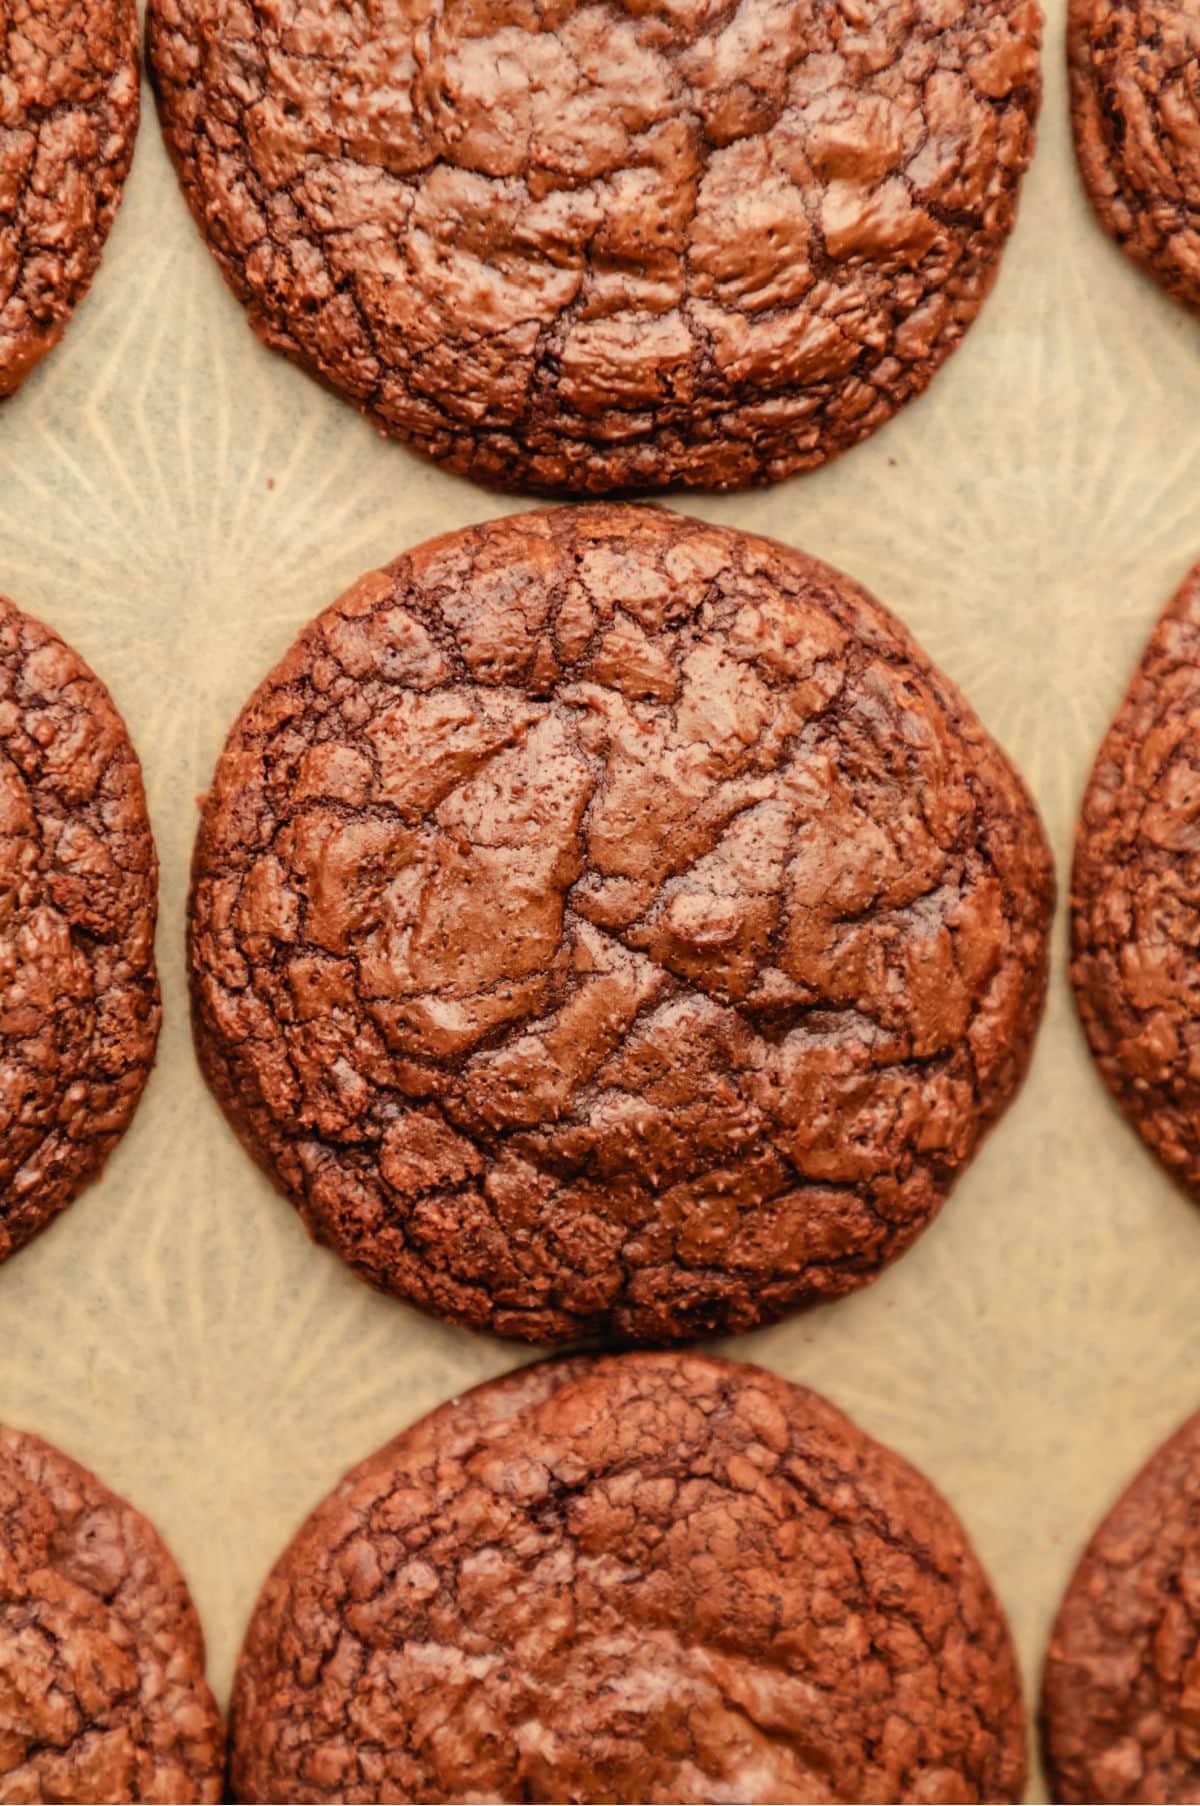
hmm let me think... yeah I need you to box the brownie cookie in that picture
[0,595,159,1262]
[0,0,140,398]
[232,1351,1027,1805]
[1041,1405,1200,1803]
[1068,0,1200,313]
[147,0,1042,495]
[189,505,1052,1345]
[0,1422,225,1804]
[1072,561,1200,1198]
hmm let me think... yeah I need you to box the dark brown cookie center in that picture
[227,597,994,1217]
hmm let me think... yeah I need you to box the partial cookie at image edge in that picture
[231,1350,1029,1805]
[0,0,141,399]
[0,1421,226,1804]
[0,593,161,1263]
[1072,559,1200,1202]
[146,0,1043,494]
[1042,1403,1200,1803]
[1067,0,1200,314]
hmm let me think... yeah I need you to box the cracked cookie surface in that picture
[0,1423,225,1804]
[1042,1405,1200,1803]
[231,1351,1028,1805]
[0,0,139,398]
[147,0,1042,494]
[1072,562,1200,1198]
[188,504,1053,1345]
[0,596,160,1262]
[1068,0,1200,313]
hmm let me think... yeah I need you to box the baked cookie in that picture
[189,505,1053,1345]
[1068,0,1200,313]
[0,0,140,398]
[0,595,160,1262]
[231,1352,1027,1805]
[1042,1405,1200,1803]
[0,1422,225,1803]
[148,0,1042,495]
[1072,561,1200,1197]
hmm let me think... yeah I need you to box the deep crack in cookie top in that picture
[231,1352,1028,1804]
[0,0,140,398]
[0,1423,225,1803]
[1072,560,1200,1199]
[1042,1405,1200,1803]
[0,597,160,1262]
[1069,0,1200,314]
[147,0,1042,494]
[188,506,1052,1345]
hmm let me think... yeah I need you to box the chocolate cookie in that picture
[1041,1405,1200,1803]
[0,595,160,1262]
[147,0,1042,495]
[0,1422,225,1803]
[232,1351,1027,1805]
[0,0,140,398]
[189,505,1053,1345]
[1068,0,1200,313]
[1072,561,1200,1198]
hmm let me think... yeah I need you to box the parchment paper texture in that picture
[1,1,1197,1797]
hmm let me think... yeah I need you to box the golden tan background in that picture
[1,2,1197,1796]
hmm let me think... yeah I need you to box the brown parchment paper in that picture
[1,3,1197,1796]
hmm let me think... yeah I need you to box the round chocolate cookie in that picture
[0,595,160,1263]
[232,1352,1027,1805]
[1068,0,1200,313]
[189,505,1053,1345]
[0,1422,225,1803]
[0,0,140,398]
[1042,1405,1200,1803]
[1072,561,1200,1198]
[147,0,1042,495]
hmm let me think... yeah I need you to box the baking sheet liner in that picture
[2,2,1197,1795]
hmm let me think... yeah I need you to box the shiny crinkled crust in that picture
[0,1424,225,1804]
[0,0,140,398]
[147,0,1042,495]
[1068,0,1200,313]
[1071,562,1200,1199]
[231,1352,1028,1805]
[188,504,1053,1346]
[1042,1406,1200,1803]
[0,596,160,1263]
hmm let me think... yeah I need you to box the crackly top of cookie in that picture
[1068,0,1200,312]
[1072,561,1200,1197]
[0,0,140,398]
[189,504,1052,1346]
[231,1352,1027,1804]
[0,1423,225,1803]
[1043,1404,1200,1803]
[149,0,1042,492]
[0,596,160,1261]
